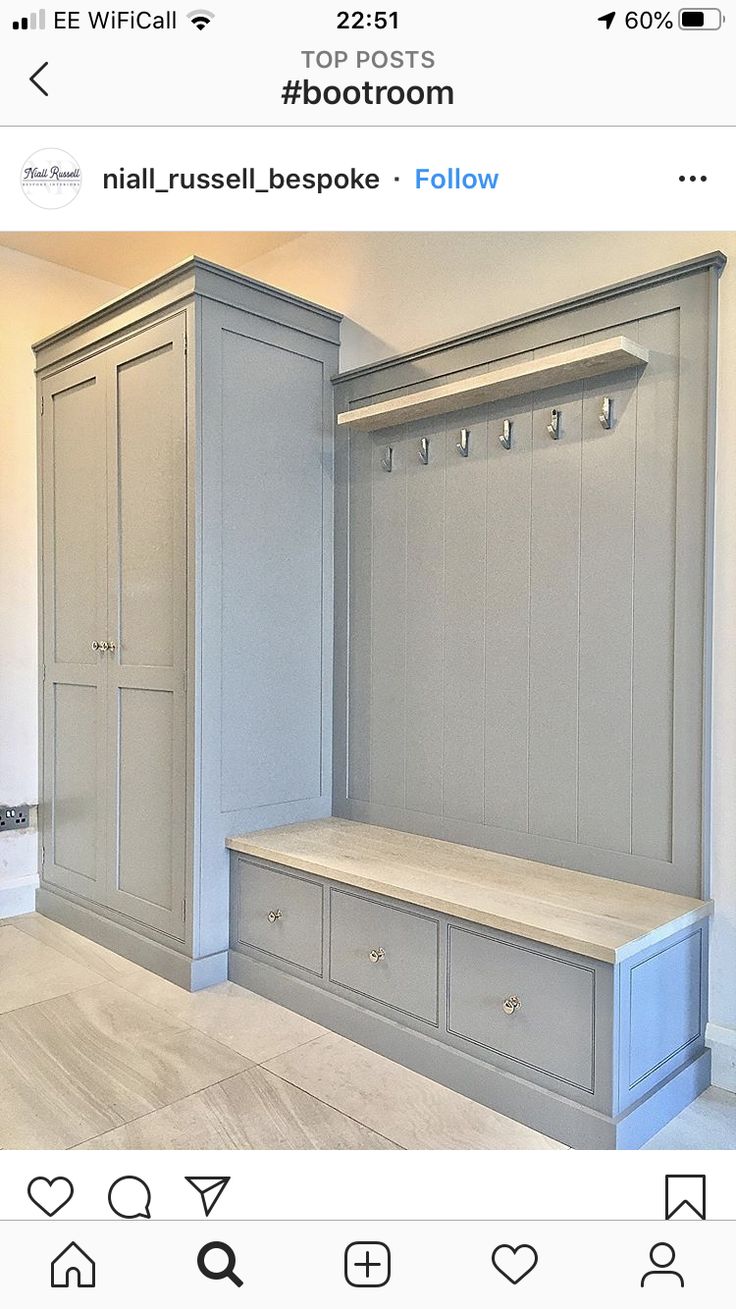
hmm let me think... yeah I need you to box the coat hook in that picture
[499,419,513,450]
[381,445,393,472]
[419,436,430,465]
[599,396,613,430]
[547,408,561,440]
[457,428,470,457]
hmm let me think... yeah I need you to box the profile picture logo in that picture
[21,147,81,208]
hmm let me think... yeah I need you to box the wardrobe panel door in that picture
[41,360,107,901]
[105,315,187,939]
[116,689,178,910]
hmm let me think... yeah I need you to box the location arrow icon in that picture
[598,11,616,28]
[186,1176,230,1216]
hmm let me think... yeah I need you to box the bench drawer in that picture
[329,889,439,1024]
[235,857,323,975]
[447,925,595,1090]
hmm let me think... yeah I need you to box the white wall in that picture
[242,231,736,1086]
[242,230,736,372]
[0,246,123,910]
[2,231,735,1092]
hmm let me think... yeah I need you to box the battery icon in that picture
[679,8,723,26]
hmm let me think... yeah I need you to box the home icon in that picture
[50,1242,96,1288]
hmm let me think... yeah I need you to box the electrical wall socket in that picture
[0,805,30,831]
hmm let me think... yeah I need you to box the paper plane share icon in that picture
[185,1176,231,1216]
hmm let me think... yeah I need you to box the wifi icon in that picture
[187,8,214,28]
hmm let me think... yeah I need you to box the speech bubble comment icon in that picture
[108,1175,152,1219]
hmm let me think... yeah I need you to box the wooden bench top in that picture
[226,818,711,964]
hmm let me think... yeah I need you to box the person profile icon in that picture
[641,1242,684,1287]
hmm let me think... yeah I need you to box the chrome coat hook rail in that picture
[380,402,613,473]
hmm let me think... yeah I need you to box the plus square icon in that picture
[344,1242,391,1288]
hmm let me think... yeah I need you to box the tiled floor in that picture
[0,913,733,1151]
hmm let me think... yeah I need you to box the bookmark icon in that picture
[186,1176,231,1217]
[665,1174,706,1220]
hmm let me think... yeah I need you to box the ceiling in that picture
[0,231,304,287]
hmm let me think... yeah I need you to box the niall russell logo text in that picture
[21,149,82,208]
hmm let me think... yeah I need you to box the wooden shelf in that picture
[337,335,650,433]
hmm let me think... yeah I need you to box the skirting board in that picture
[0,880,38,918]
[36,887,228,990]
[229,949,710,1150]
[706,1022,736,1092]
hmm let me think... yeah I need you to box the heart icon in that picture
[27,1176,74,1217]
[491,1243,538,1284]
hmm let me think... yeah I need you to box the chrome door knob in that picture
[267,909,283,923]
[503,995,521,1015]
[368,947,386,963]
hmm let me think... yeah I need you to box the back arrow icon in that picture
[30,62,49,95]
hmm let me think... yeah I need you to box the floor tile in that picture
[115,968,327,1063]
[644,1087,736,1149]
[9,913,150,983]
[77,1066,398,1150]
[0,924,103,1014]
[264,1032,564,1150]
[0,981,249,1149]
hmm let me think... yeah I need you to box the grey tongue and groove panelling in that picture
[333,256,722,897]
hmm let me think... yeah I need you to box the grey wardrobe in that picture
[35,259,340,986]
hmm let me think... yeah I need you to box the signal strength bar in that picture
[12,8,46,28]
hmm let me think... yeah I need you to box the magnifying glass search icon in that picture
[197,1241,244,1287]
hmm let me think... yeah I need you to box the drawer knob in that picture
[368,947,386,964]
[503,995,521,1015]
[267,909,283,924]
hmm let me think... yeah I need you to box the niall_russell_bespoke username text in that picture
[103,167,381,192]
